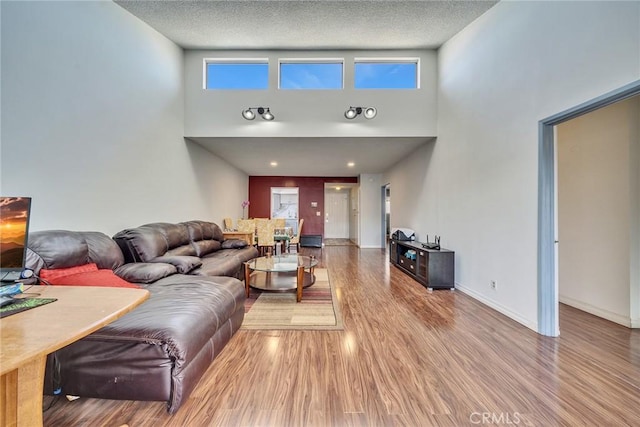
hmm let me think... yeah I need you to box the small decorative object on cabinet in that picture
[389,239,454,290]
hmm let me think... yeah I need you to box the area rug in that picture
[241,268,343,330]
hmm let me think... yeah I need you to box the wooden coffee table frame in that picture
[244,255,317,302]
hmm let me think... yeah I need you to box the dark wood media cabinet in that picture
[389,239,455,290]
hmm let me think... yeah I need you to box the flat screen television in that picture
[0,197,32,281]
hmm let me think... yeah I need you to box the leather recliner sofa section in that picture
[26,222,257,414]
[113,220,258,279]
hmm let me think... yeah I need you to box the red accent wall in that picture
[248,176,358,237]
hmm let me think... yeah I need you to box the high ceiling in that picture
[115,1,497,176]
[115,1,497,50]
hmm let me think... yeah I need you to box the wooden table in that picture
[222,231,254,246]
[244,254,318,302]
[0,286,149,427]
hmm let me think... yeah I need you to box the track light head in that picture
[345,107,358,119]
[363,107,377,119]
[262,108,274,121]
[344,106,377,120]
[242,109,255,120]
[242,107,274,121]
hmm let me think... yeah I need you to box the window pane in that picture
[280,63,343,89]
[354,62,417,89]
[206,63,268,89]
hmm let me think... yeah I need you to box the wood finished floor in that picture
[42,246,640,426]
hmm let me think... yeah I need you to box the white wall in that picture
[358,174,382,248]
[631,97,640,327]
[557,96,640,327]
[184,50,437,138]
[387,0,640,331]
[0,1,248,235]
[384,141,436,243]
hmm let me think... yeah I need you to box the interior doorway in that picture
[556,96,639,328]
[537,79,640,337]
[270,187,299,234]
[382,184,390,248]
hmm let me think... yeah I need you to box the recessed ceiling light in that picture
[270,161,278,167]
[347,162,355,167]
[336,187,342,191]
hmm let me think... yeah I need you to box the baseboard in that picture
[631,318,640,328]
[358,245,382,249]
[455,282,538,332]
[560,295,632,327]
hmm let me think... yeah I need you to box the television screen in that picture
[0,197,32,271]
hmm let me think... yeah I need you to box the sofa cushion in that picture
[40,263,98,281]
[158,223,190,249]
[221,239,248,249]
[26,230,89,271]
[115,263,177,284]
[165,245,197,257]
[26,231,124,275]
[151,256,202,274]
[227,246,259,264]
[182,221,224,243]
[191,240,221,257]
[113,226,168,262]
[191,254,242,277]
[182,220,214,241]
[45,269,140,289]
[82,232,124,270]
[210,223,225,242]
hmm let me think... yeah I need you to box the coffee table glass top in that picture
[248,254,318,272]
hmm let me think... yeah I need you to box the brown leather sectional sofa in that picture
[26,220,258,414]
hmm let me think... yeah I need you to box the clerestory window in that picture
[354,59,419,89]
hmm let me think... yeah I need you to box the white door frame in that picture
[538,79,640,337]
[381,184,390,248]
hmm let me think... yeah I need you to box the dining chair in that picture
[255,218,276,256]
[272,218,288,252]
[289,218,304,252]
[237,219,256,246]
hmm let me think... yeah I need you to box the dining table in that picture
[223,227,294,253]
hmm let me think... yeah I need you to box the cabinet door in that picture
[417,250,427,280]
[390,240,398,263]
[429,252,455,287]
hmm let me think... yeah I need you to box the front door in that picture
[324,192,349,238]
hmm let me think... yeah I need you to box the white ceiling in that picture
[188,136,435,176]
[116,1,497,176]
[115,1,497,50]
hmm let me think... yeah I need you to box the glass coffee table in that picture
[244,254,318,302]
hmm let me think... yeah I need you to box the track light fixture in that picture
[344,106,377,120]
[242,107,275,121]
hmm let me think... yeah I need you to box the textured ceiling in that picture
[116,1,496,176]
[115,1,497,50]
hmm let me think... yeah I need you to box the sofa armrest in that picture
[115,262,177,284]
